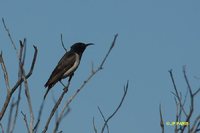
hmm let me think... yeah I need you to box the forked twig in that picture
[0,45,37,121]
[100,81,128,133]
[98,107,109,133]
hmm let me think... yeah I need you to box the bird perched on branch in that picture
[44,42,94,99]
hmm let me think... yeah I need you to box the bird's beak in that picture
[86,43,94,47]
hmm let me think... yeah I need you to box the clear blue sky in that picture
[0,0,200,132]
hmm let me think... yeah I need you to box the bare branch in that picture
[183,66,193,98]
[101,81,128,133]
[167,68,200,133]
[182,67,193,132]
[23,71,34,133]
[43,81,71,133]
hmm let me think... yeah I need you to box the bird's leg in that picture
[68,73,74,83]
[63,74,74,92]
[60,81,68,92]
[59,81,66,88]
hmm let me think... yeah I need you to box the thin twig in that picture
[0,52,11,92]
[159,104,164,133]
[196,121,200,132]
[33,100,44,133]
[93,117,98,133]
[99,34,118,69]
[0,123,4,133]
[23,71,34,133]
[2,18,18,57]
[182,67,193,132]
[21,111,30,133]
[174,97,178,133]
[193,88,200,97]
[169,70,187,117]
[52,34,118,133]
[51,91,59,124]
[60,34,67,52]
[191,115,200,132]
[6,98,16,133]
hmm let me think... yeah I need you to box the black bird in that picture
[44,42,94,99]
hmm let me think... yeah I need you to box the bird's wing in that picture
[44,51,77,88]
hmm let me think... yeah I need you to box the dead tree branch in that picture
[0,45,37,121]
[167,67,200,133]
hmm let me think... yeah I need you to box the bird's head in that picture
[71,42,94,54]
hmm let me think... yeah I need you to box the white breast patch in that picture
[63,53,80,77]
